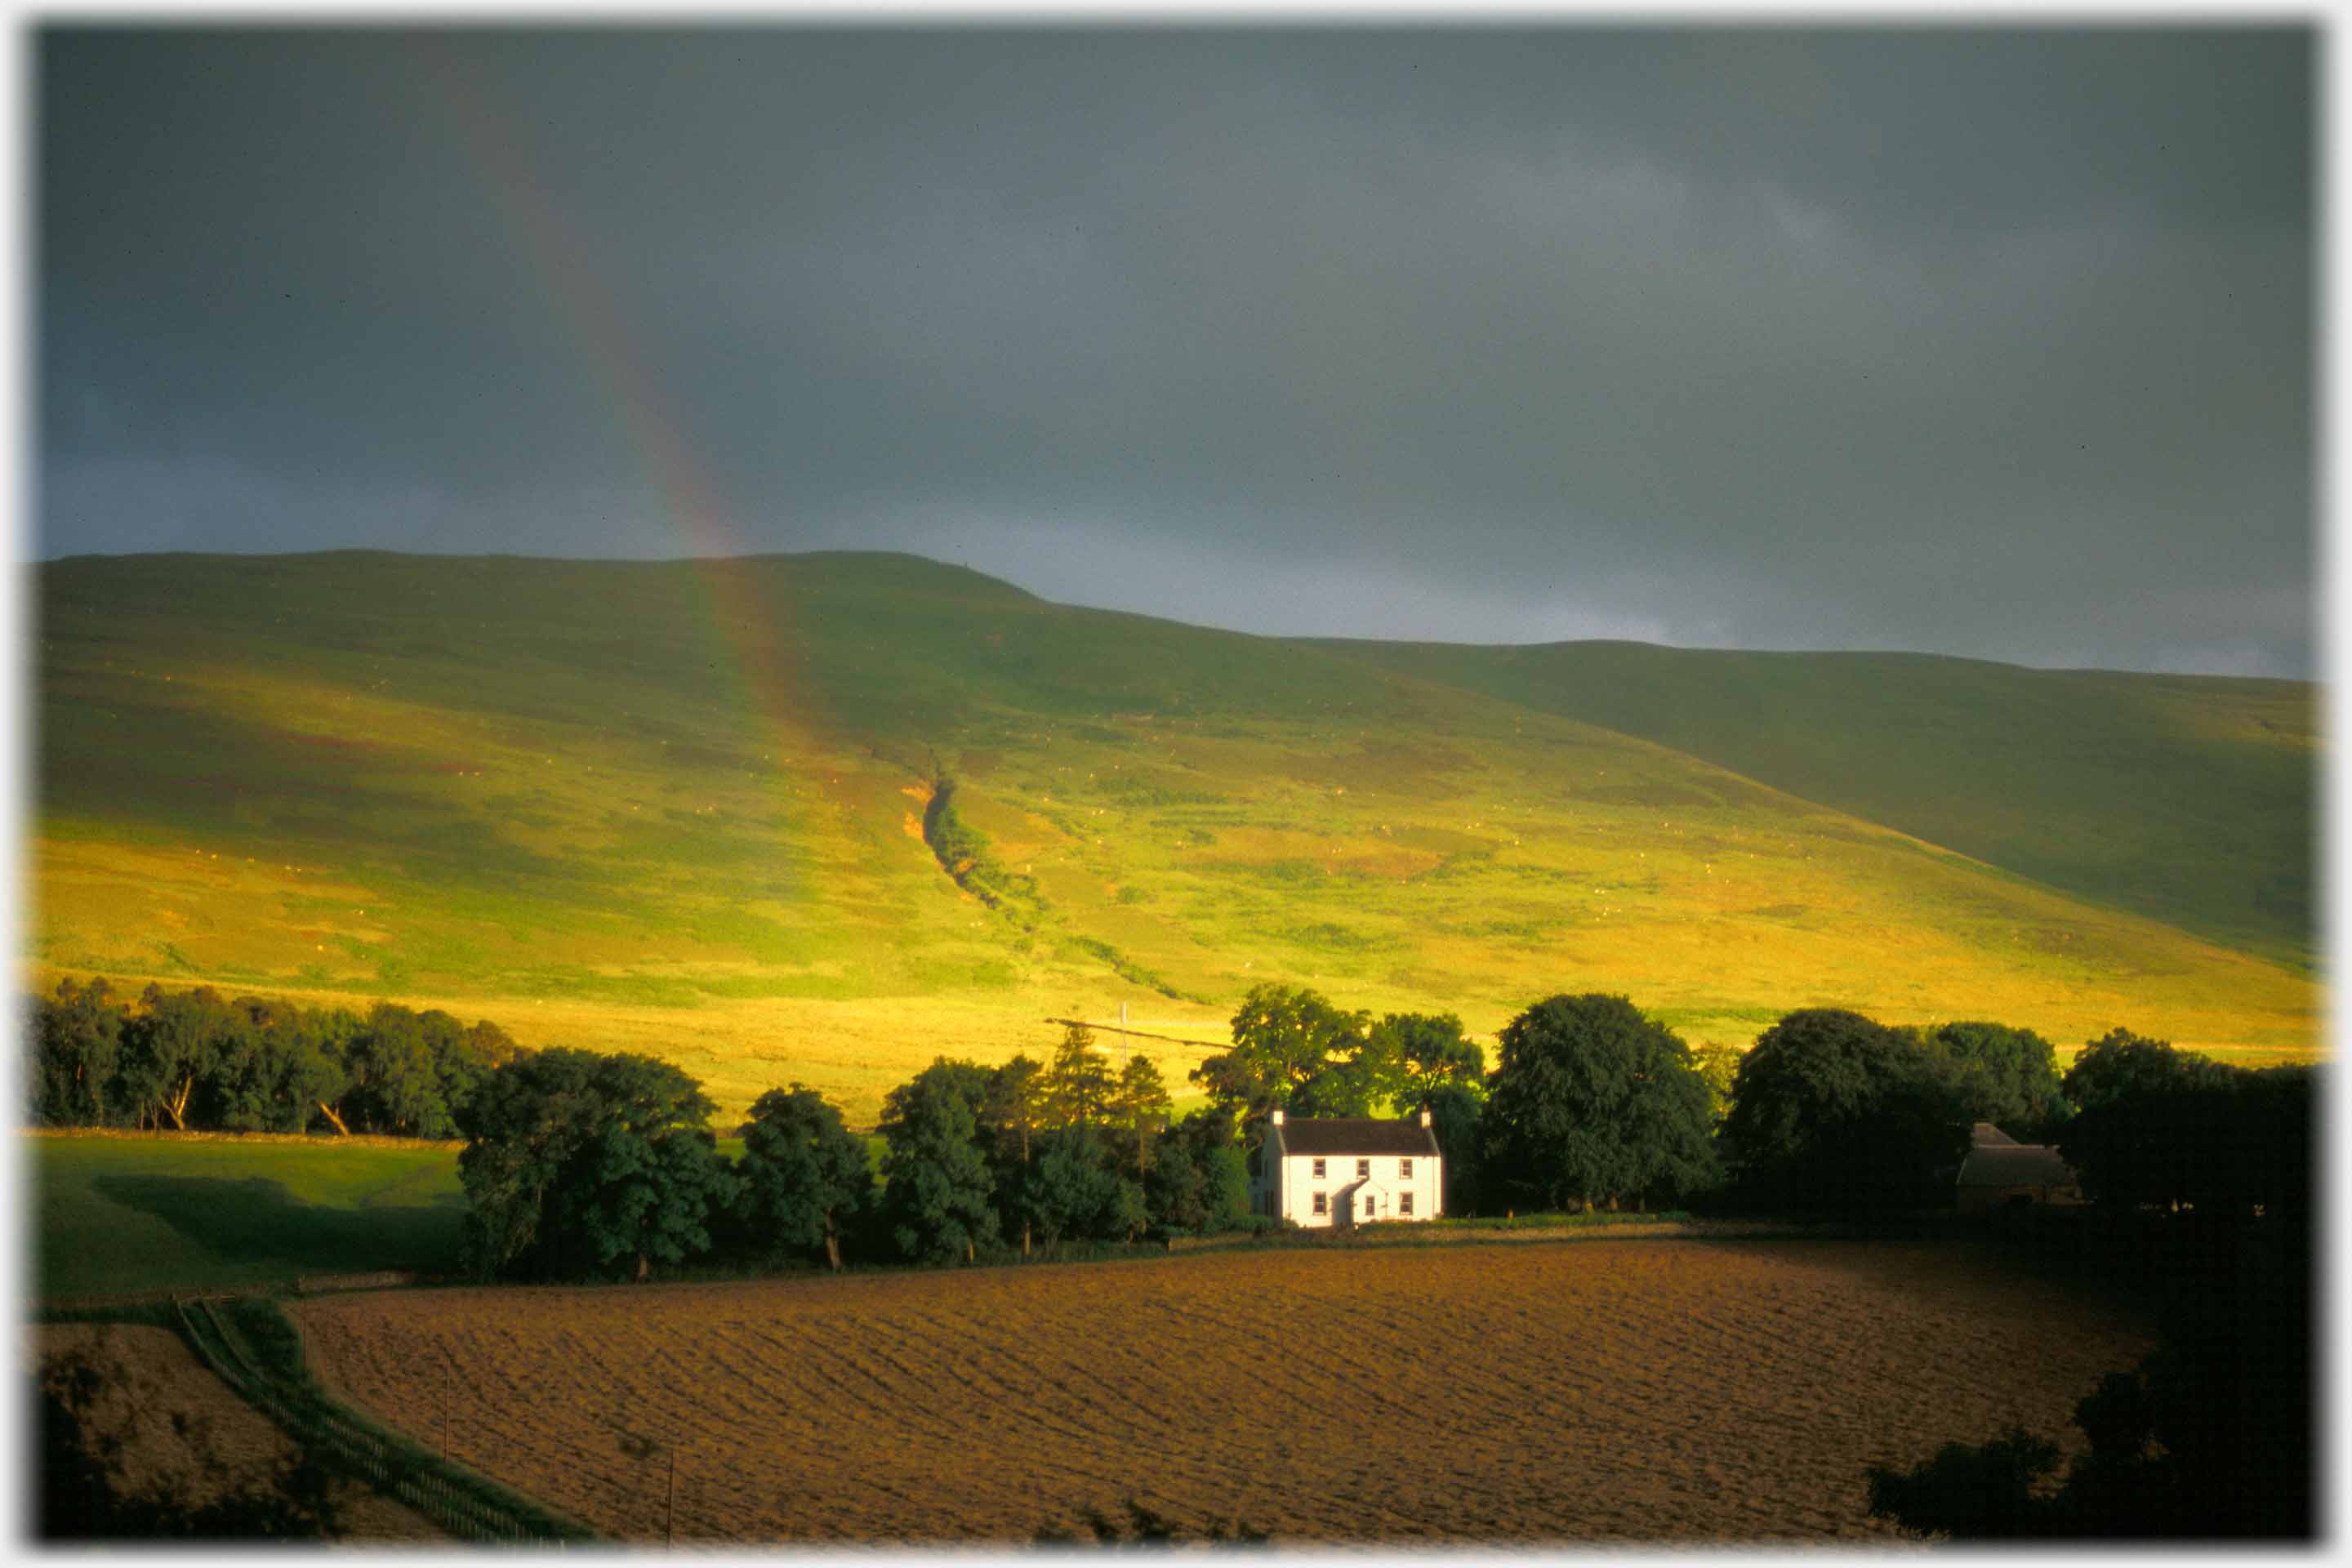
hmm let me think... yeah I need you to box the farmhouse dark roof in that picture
[1957,1144,2077,1189]
[1273,1117,1441,1157]
[1971,1121,2021,1147]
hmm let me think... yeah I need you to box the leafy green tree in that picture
[2056,1033,2314,1218]
[207,996,341,1134]
[1108,1054,1173,1176]
[29,978,125,1127]
[1419,1080,1486,1216]
[2059,1027,2193,1111]
[2229,1064,2315,1218]
[1196,1143,1250,1224]
[1374,1012,1481,1110]
[1482,994,1717,1212]
[1868,1428,2065,1539]
[604,1127,740,1278]
[306,1009,368,1135]
[984,1054,1047,1165]
[733,1085,871,1271]
[1142,1135,1208,1232]
[419,1011,519,1131]
[456,1049,736,1281]
[1143,1107,1250,1232]
[982,1054,1049,1255]
[25,978,522,1140]
[877,1058,1000,1264]
[336,1004,455,1137]
[117,985,239,1131]
[1921,1021,2070,1140]
[1043,1024,1115,1127]
[207,996,285,1131]
[273,1018,352,1136]
[900,1056,997,1123]
[1290,1027,1401,1118]
[1722,1009,1970,1213]
[1192,983,1371,1124]
[2058,1029,2238,1211]
[1020,1126,1147,1246]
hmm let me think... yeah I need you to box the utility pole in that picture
[666,1450,676,1548]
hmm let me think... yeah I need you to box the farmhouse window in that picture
[1312,1157,1326,1178]
[1401,1193,1415,1216]
[1400,1158,1414,1178]
[1312,1192,1328,1215]
[1364,1194,1376,1217]
[1356,1158,1371,1178]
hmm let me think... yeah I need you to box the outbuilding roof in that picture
[1971,1121,2021,1147]
[1272,1116,1441,1158]
[1957,1144,2077,1189]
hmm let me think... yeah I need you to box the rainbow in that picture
[396,38,812,760]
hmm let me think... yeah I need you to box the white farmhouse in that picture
[1258,1107,1445,1227]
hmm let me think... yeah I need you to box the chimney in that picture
[1418,1107,1432,1127]
[1270,1108,1285,1126]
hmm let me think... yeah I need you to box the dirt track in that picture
[296,1238,2154,1543]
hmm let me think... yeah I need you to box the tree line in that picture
[1182,982,2074,1218]
[455,978,2316,1288]
[1188,982,2311,1223]
[27,978,519,1138]
[29,973,2313,1280]
[452,1022,1257,1282]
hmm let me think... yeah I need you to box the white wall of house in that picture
[1263,1113,1444,1227]
[1271,1152,1442,1227]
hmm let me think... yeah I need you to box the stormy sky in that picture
[38,27,2314,676]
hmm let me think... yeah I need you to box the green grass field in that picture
[26,1134,467,1298]
[29,551,2322,1127]
[24,1132,811,1300]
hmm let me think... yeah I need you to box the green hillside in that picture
[29,552,2320,1124]
[1316,639,2317,973]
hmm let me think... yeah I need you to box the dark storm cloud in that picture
[38,28,2314,675]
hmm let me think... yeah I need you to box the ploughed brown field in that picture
[32,1324,443,1542]
[295,1239,2153,1543]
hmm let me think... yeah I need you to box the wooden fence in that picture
[42,1271,425,1317]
